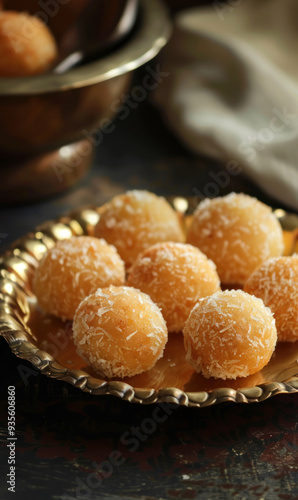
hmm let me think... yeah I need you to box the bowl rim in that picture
[0,0,171,96]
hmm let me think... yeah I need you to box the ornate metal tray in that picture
[1,198,298,407]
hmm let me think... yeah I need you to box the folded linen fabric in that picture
[153,0,298,209]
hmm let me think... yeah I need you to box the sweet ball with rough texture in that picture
[0,11,58,76]
[127,242,220,333]
[34,236,125,320]
[244,256,298,342]
[186,193,284,285]
[94,190,185,268]
[183,290,277,379]
[73,286,168,378]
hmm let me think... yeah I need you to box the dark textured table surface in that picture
[0,67,298,500]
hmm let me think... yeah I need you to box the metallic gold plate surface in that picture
[1,198,298,407]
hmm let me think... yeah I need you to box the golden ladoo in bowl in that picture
[0,0,171,202]
[1,191,298,407]
[0,10,58,76]
[0,0,170,156]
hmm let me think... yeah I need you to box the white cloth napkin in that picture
[153,0,298,210]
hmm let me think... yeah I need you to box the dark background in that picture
[1,1,298,499]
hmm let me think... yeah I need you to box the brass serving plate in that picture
[1,198,298,407]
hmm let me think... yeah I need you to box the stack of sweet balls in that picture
[33,190,298,382]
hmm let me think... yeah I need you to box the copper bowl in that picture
[0,0,171,202]
[0,0,171,158]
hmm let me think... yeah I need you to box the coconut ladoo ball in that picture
[0,11,58,76]
[94,190,185,268]
[127,242,221,333]
[34,236,125,320]
[187,193,284,285]
[73,286,168,378]
[183,290,277,379]
[244,256,298,342]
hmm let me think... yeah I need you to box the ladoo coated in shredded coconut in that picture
[94,190,185,267]
[183,289,277,379]
[34,236,125,320]
[73,285,168,378]
[245,256,298,342]
[187,193,284,285]
[127,241,220,332]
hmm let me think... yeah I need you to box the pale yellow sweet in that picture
[94,190,185,268]
[34,236,125,320]
[187,193,284,285]
[183,290,277,379]
[127,242,220,333]
[0,11,57,76]
[244,256,298,342]
[73,286,168,378]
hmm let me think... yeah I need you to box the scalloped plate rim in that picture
[1,201,298,407]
